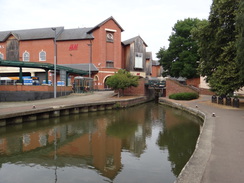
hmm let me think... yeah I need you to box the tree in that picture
[193,0,243,95]
[105,69,139,97]
[236,0,244,81]
[156,18,201,79]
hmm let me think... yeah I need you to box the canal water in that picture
[0,102,201,183]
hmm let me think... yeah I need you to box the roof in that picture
[0,17,123,42]
[61,64,99,72]
[146,52,152,59]
[57,28,94,41]
[152,60,160,66]
[0,60,88,75]
[87,16,124,33]
[122,36,148,47]
[0,27,64,42]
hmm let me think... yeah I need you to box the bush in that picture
[169,92,199,100]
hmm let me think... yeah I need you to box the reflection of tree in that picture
[157,123,200,176]
[106,121,137,139]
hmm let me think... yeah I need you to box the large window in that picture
[135,52,143,69]
[39,50,46,61]
[0,53,3,60]
[106,60,114,68]
[23,51,30,61]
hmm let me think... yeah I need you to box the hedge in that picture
[169,92,199,100]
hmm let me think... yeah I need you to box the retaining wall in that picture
[0,96,150,127]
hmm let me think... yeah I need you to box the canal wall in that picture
[159,98,205,121]
[159,98,214,183]
[0,96,150,127]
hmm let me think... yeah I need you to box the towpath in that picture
[160,95,244,183]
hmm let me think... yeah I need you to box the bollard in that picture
[226,96,232,106]
[218,96,224,105]
[233,97,240,108]
[212,95,217,103]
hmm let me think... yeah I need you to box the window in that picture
[39,50,46,61]
[135,52,143,69]
[106,60,114,68]
[23,51,30,61]
[0,53,3,60]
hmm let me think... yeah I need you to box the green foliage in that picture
[169,92,199,100]
[105,69,139,96]
[157,18,201,79]
[236,1,244,81]
[193,0,244,95]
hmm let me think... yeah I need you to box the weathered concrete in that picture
[0,91,150,126]
[23,115,37,122]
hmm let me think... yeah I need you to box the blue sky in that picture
[1,0,212,59]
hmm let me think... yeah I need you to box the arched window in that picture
[23,51,30,61]
[0,53,3,60]
[39,50,46,61]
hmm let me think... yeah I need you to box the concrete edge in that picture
[159,99,214,183]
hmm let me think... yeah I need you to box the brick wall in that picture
[186,77,200,87]
[166,79,198,97]
[124,78,146,96]
[20,39,54,63]
[0,85,72,92]
[199,88,215,95]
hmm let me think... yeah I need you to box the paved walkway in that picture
[0,91,118,116]
[161,95,244,183]
[0,93,244,183]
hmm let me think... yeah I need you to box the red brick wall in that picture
[0,85,72,92]
[186,77,200,87]
[166,79,198,97]
[92,19,122,69]
[151,65,161,77]
[199,88,215,95]
[20,39,54,63]
[94,68,119,90]
[57,40,91,64]
[124,78,146,96]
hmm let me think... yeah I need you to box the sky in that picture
[1,0,212,60]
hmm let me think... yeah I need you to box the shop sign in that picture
[69,44,78,51]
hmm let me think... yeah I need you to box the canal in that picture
[0,102,202,183]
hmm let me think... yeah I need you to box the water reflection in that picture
[0,103,201,183]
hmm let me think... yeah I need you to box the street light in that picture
[87,41,92,78]
[52,28,57,98]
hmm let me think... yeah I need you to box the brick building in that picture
[0,17,161,91]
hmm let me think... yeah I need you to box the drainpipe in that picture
[19,67,23,84]
[45,69,49,84]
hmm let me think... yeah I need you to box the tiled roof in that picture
[0,27,64,41]
[0,17,123,42]
[152,60,160,66]
[146,52,152,59]
[122,36,148,47]
[87,16,124,33]
[57,28,94,41]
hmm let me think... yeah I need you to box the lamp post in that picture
[52,28,57,98]
[87,41,92,78]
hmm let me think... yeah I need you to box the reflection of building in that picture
[0,117,122,180]
[52,122,122,179]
